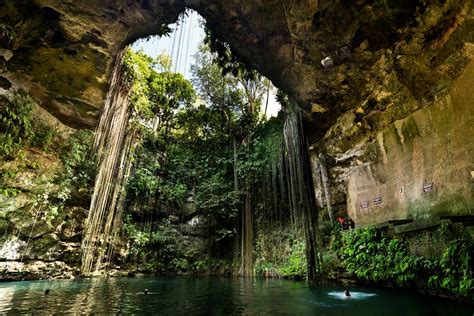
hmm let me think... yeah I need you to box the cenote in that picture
[1,1,473,314]
[1,277,472,315]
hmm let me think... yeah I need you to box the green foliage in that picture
[146,220,188,272]
[277,240,307,279]
[319,221,343,251]
[341,228,422,284]
[0,187,20,197]
[123,48,195,122]
[123,45,197,209]
[31,121,58,152]
[0,92,60,157]
[0,93,34,157]
[124,219,190,273]
[124,220,150,258]
[429,238,473,297]
[195,173,240,221]
[58,130,96,193]
[122,41,276,274]
[204,26,256,81]
[238,115,284,189]
[254,261,276,277]
[340,227,474,299]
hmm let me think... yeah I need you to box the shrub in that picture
[340,227,474,299]
[58,130,96,193]
[429,238,473,298]
[277,240,307,279]
[31,121,58,152]
[0,93,34,157]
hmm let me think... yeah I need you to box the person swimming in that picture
[144,289,149,294]
[45,289,50,295]
[344,289,351,297]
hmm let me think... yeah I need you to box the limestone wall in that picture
[346,60,474,226]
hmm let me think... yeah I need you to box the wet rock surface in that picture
[0,1,471,134]
[0,0,472,281]
[1,2,471,225]
[0,146,86,280]
[0,260,78,281]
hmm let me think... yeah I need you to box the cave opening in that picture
[0,1,473,311]
[79,9,324,279]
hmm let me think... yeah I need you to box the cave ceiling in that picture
[0,0,472,137]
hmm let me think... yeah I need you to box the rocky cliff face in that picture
[346,59,473,225]
[0,143,88,280]
[1,0,473,226]
[1,1,471,129]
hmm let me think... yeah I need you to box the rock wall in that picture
[348,60,473,225]
[311,57,474,226]
[0,145,88,280]
[1,0,473,228]
[2,1,472,135]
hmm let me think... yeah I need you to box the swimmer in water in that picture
[344,289,351,297]
[45,289,50,295]
[144,289,149,294]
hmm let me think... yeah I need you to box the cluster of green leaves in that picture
[429,238,473,297]
[122,40,278,273]
[0,93,34,157]
[319,220,343,250]
[194,173,240,220]
[123,49,199,211]
[254,261,276,278]
[254,226,308,280]
[341,228,422,284]
[146,220,188,272]
[0,187,20,197]
[238,115,284,190]
[0,92,60,158]
[0,92,64,199]
[124,218,200,273]
[57,129,96,194]
[277,240,307,279]
[123,49,195,123]
[31,121,58,152]
[340,227,473,299]
[204,26,256,81]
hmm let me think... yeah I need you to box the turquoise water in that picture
[0,277,472,315]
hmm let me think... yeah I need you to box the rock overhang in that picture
[0,0,472,137]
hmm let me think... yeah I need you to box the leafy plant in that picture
[31,121,58,152]
[0,93,35,157]
[195,173,240,221]
[124,219,190,273]
[340,227,474,299]
[340,228,422,285]
[58,129,96,194]
[0,187,20,197]
[277,239,307,279]
[429,238,473,297]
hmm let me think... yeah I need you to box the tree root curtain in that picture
[283,104,322,280]
[80,51,134,275]
[79,52,322,279]
[245,103,323,279]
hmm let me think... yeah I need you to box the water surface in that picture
[0,276,472,315]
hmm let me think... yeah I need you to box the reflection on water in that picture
[0,277,472,315]
[327,291,377,300]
